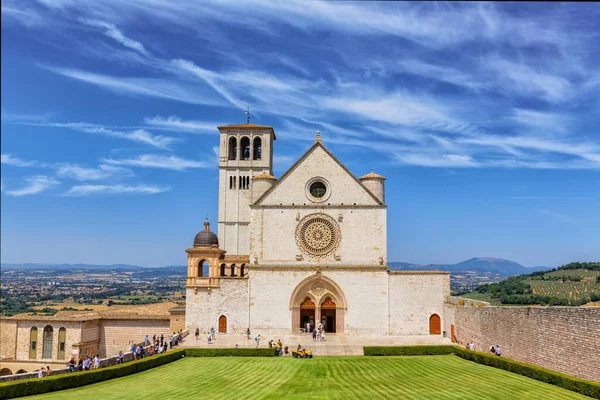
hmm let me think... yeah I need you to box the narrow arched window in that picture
[228,137,237,160]
[240,264,246,277]
[240,137,250,160]
[253,137,262,160]
[42,325,53,359]
[57,327,67,360]
[230,264,237,277]
[220,263,227,277]
[29,327,38,359]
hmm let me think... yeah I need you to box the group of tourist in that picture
[65,354,100,373]
[36,366,52,378]
[306,322,327,342]
[61,331,185,376]
[195,327,217,344]
[464,342,502,357]
[489,344,502,356]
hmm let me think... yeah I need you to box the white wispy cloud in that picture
[103,154,210,171]
[79,19,149,56]
[64,184,169,196]
[41,66,224,107]
[23,121,178,149]
[536,209,577,224]
[509,109,569,133]
[5,175,60,196]
[144,116,221,133]
[1,154,40,167]
[55,164,133,181]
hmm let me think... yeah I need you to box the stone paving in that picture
[181,332,452,356]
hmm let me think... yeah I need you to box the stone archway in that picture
[289,274,346,334]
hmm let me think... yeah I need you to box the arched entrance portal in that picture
[290,274,347,334]
[300,297,315,331]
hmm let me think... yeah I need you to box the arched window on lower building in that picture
[220,263,227,277]
[0,368,12,376]
[29,327,38,359]
[240,264,246,277]
[230,264,237,277]
[42,325,53,359]
[57,327,67,360]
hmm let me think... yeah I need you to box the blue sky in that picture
[1,1,599,267]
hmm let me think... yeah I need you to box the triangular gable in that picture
[253,141,383,206]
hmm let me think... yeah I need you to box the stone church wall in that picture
[252,208,386,266]
[186,279,249,334]
[388,272,450,335]
[249,269,389,335]
[447,304,600,382]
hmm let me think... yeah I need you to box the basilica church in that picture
[185,123,449,336]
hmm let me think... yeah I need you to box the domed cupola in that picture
[194,218,219,248]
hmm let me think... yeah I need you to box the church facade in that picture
[185,124,449,336]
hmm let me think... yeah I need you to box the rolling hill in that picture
[388,257,551,276]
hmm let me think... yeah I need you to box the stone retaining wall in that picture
[0,331,188,384]
[446,304,600,382]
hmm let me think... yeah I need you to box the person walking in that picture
[207,332,212,344]
[255,334,260,348]
[211,327,216,341]
[247,327,251,340]
[195,328,200,340]
[496,345,502,356]
[312,328,317,341]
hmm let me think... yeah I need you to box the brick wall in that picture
[448,304,600,382]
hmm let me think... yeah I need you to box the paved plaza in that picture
[181,332,452,356]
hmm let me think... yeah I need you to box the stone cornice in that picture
[251,204,387,209]
[223,255,250,262]
[185,248,226,255]
[249,265,387,271]
[388,270,450,275]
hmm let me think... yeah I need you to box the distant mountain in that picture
[389,257,553,276]
[0,263,186,271]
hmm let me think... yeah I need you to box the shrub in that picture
[363,346,456,356]
[0,350,185,400]
[184,348,275,357]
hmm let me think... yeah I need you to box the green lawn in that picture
[28,356,589,399]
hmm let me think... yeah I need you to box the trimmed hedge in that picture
[184,348,275,357]
[452,347,600,399]
[0,350,185,400]
[364,346,600,399]
[0,348,276,399]
[364,345,456,356]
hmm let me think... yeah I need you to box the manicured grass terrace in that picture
[27,355,589,399]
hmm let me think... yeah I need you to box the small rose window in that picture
[309,181,327,198]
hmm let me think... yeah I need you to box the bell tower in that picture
[217,123,276,255]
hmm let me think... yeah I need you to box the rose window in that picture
[296,214,341,257]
